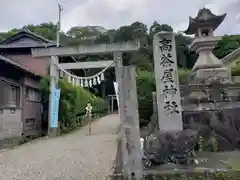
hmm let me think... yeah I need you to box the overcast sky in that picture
[0,0,239,35]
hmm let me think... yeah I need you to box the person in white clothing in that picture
[85,102,93,135]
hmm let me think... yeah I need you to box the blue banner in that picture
[50,88,61,128]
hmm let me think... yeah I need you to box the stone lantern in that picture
[184,8,231,82]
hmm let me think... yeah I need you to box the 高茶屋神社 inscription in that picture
[153,32,183,132]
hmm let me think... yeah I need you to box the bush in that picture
[178,68,193,84]
[136,70,155,125]
[136,68,193,126]
[40,77,107,132]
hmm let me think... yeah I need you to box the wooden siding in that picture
[6,55,50,75]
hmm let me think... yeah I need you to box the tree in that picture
[27,22,58,40]
[67,26,106,38]
[149,21,173,37]
[130,21,148,39]
[112,21,148,42]
[175,33,196,68]
[114,25,134,42]
[95,34,111,44]
[0,28,19,42]
[214,35,240,59]
[0,21,239,71]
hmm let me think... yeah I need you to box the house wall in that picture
[24,75,41,89]
[0,62,23,141]
[6,54,50,75]
[23,100,42,136]
[0,61,43,141]
[223,56,240,68]
[0,109,22,141]
[22,76,43,136]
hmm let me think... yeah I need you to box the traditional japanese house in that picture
[0,27,57,145]
[0,26,56,75]
[222,47,240,68]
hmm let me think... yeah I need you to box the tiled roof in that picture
[0,44,55,49]
[0,26,56,46]
[0,55,42,77]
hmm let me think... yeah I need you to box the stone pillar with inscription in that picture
[153,32,183,132]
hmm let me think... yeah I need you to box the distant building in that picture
[222,47,240,68]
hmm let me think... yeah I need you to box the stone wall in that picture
[151,92,240,151]
[0,108,22,141]
[183,108,240,151]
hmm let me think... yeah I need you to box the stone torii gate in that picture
[31,41,143,179]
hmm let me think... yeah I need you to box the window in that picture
[25,118,37,131]
[202,29,209,37]
[26,88,41,102]
[0,79,21,108]
[8,85,18,107]
[25,118,35,125]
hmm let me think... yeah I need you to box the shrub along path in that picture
[0,114,120,180]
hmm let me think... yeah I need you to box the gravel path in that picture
[0,114,120,180]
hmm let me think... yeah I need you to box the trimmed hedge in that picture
[40,77,108,132]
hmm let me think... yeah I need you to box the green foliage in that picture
[214,35,240,59]
[40,77,107,132]
[27,22,58,40]
[113,21,148,42]
[178,68,193,84]
[210,171,234,180]
[197,135,218,152]
[136,68,193,124]
[0,21,238,70]
[0,29,18,42]
[198,136,204,152]
[136,70,155,124]
[149,21,173,37]
[0,21,196,69]
[67,26,106,38]
[211,136,218,152]
[40,77,50,103]
[1,20,239,128]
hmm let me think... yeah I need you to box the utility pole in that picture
[47,1,62,137]
[56,2,63,47]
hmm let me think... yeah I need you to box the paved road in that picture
[0,114,120,180]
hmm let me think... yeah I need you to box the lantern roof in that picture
[184,8,226,35]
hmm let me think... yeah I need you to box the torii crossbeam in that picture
[31,41,140,57]
[58,60,114,70]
